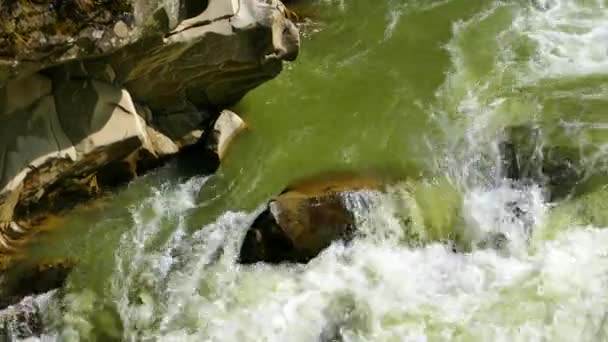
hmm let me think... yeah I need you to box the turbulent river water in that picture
[8,0,608,340]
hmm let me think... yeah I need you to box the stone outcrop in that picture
[206,109,247,161]
[240,177,382,264]
[0,0,300,253]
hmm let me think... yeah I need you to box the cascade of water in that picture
[18,0,608,340]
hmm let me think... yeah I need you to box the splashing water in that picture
[56,182,608,341]
[11,0,608,341]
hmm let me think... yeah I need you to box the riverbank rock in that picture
[0,0,300,253]
[0,259,74,310]
[207,109,247,161]
[240,177,382,264]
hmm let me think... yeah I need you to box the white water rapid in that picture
[8,0,608,341]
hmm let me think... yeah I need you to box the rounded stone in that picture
[113,21,129,38]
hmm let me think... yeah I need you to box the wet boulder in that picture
[0,259,75,310]
[240,177,382,264]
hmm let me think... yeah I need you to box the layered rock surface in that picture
[0,0,299,253]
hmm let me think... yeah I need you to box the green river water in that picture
[7,0,608,340]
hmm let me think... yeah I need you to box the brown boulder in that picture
[240,176,382,264]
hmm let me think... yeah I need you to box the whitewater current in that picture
[8,0,608,341]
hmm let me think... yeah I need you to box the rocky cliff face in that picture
[0,0,299,252]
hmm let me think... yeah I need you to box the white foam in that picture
[111,211,608,341]
[517,0,608,82]
[51,175,592,341]
[463,183,546,255]
[383,0,457,41]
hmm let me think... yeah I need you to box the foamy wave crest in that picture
[518,0,608,82]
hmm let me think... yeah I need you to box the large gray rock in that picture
[113,0,299,122]
[0,75,155,224]
[0,0,299,253]
[1,0,299,113]
[3,0,299,138]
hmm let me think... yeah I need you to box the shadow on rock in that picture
[239,175,382,264]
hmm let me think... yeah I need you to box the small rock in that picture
[113,20,129,38]
[146,126,179,157]
[95,10,114,24]
[500,125,585,200]
[206,110,247,160]
[532,0,556,11]
[152,103,210,144]
[498,141,520,181]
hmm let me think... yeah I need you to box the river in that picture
[8,0,608,340]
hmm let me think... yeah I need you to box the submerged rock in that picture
[0,0,300,253]
[499,125,586,200]
[240,177,382,264]
[476,231,509,253]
